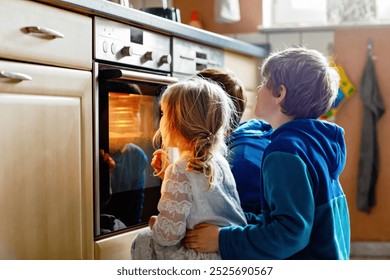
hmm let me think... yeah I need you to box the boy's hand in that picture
[184,223,220,253]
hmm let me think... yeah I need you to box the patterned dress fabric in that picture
[131,153,247,260]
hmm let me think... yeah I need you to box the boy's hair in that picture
[261,47,340,119]
[154,77,234,187]
[196,68,246,131]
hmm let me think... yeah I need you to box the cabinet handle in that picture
[21,26,65,39]
[0,71,32,81]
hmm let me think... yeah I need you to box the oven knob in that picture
[121,46,133,57]
[103,41,108,53]
[159,54,172,65]
[111,43,116,55]
[143,51,155,61]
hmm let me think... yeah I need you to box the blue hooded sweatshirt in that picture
[220,119,350,260]
[227,119,273,213]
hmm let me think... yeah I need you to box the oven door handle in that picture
[99,69,178,85]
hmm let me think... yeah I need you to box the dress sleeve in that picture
[152,163,193,246]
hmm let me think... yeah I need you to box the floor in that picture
[350,242,390,260]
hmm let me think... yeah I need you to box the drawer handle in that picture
[0,71,32,81]
[179,55,195,61]
[21,26,65,39]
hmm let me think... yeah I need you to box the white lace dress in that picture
[131,153,247,260]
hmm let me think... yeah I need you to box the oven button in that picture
[103,41,108,53]
[159,54,172,65]
[121,46,133,57]
[111,43,116,55]
[143,51,155,62]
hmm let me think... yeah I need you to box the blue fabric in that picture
[220,119,350,260]
[227,119,273,213]
[111,143,148,193]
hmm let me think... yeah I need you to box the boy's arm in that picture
[219,152,315,259]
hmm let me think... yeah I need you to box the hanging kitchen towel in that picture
[356,52,385,213]
[320,62,356,120]
[215,0,241,23]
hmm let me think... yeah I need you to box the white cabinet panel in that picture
[268,32,300,52]
[0,60,93,259]
[267,31,334,56]
[301,31,334,55]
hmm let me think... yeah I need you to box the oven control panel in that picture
[94,17,171,73]
[172,37,224,77]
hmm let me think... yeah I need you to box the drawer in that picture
[0,0,92,70]
[173,37,224,76]
[0,59,91,97]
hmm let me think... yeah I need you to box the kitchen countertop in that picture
[34,0,267,58]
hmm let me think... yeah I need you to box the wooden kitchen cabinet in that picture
[0,60,93,260]
[224,51,262,121]
[0,0,93,259]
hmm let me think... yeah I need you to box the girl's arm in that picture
[151,163,193,246]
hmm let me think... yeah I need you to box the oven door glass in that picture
[96,67,177,237]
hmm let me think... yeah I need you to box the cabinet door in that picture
[224,51,261,121]
[0,60,93,259]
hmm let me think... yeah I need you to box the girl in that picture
[131,77,247,260]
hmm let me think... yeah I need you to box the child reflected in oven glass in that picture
[184,47,351,260]
[131,77,247,260]
[99,143,147,233]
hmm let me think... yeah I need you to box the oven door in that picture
[94,64,178,237]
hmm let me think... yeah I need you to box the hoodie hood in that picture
[269,119,346,179]
[228,119,273,149]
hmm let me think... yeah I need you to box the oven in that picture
[93,17,177,238]
[93,16,225,241]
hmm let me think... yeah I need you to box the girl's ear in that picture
[275,85,287,104]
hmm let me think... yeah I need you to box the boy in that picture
[184,47,351,260]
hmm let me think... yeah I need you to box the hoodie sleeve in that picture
[245,212,264,225]
[219,152,315,259]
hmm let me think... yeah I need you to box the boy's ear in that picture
[275,85,287,104]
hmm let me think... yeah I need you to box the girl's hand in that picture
[149,215,158,229]
[99,149,116,172]
[151,149,170,180]
[184,223,220,253]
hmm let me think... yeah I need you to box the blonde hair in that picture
[153,77,234,188]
